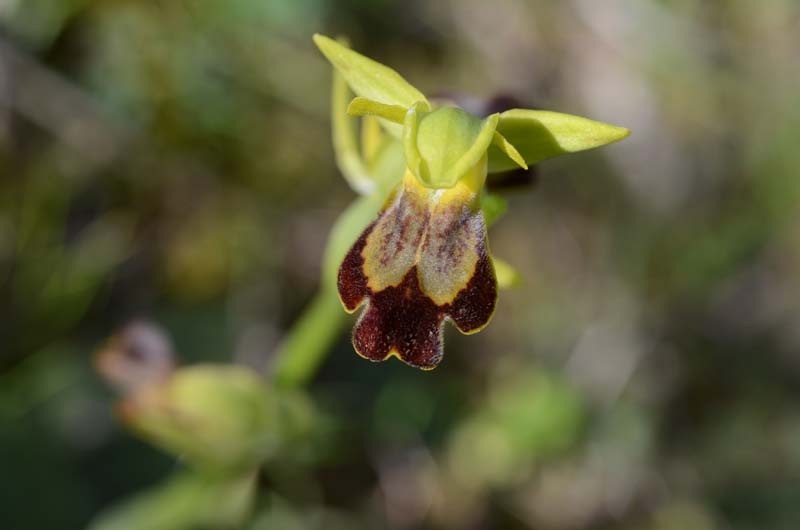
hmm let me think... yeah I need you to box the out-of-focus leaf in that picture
[87,471,256,530]
[13,213,133,339]
[372,380,435,442]
[447,369,584,488]
[0,345,78,421]
[488,109,630,172]
[480,192,508,228]
[487,370,584,458]
[248,495,356,530]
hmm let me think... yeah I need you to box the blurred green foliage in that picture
[2,1,800,530]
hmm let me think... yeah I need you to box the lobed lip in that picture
[338,170,497,370]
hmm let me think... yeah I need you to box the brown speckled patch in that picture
[338,222,373,313]
[351,266,445,369]
[337,189,497,369]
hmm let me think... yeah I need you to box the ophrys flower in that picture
[314,34,629,369]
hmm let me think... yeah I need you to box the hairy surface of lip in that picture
[338,175,497,369]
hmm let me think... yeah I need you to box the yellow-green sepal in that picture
[488,109,631,172]
[313,34,428,110]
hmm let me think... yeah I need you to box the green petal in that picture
[332,66,374,194]
[366,135,406,191]
[492,131,528,170]
[347,96,407,124]
[488,109,630,172]
[313,34,428,109]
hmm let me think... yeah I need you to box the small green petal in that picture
[361,114,383,166]
[492,256,522,289]
[347,96,407,124]
[480,192,508,228]
[488,109,631,172]
[331,66,374,194]
[492,131,528,170]
[313,34,428,110]
[366,137,406,191]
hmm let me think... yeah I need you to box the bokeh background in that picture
[2,1,800,529]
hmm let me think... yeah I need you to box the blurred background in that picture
[2,1,800,529]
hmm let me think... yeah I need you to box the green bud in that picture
[120,365,307,471]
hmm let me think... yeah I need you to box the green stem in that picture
[270,288,348,388]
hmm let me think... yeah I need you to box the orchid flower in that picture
[314,34,629,370]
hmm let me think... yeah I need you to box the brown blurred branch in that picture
[0,34,129,169]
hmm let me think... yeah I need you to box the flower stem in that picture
[270,288,347,388]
